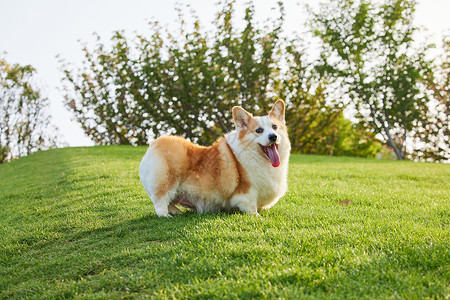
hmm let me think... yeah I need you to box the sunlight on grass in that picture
[0,146,449,298]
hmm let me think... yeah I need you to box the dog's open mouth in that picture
[260,143,280,167]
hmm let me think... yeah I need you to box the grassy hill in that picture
[0,146,449,299]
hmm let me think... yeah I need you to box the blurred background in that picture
[1,0,449,163]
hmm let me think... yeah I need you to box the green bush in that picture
[60,1,380,158]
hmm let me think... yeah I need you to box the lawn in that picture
[0,146,449,299]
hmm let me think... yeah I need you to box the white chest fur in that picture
[226,131,289,209]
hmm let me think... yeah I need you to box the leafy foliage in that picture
[411,36,450,162]
[311,0,433,160]
[60,1,377,158]
[332,117,383,158]
[60,2,284,146]
[0,57,60,163]
[280,42,381,155]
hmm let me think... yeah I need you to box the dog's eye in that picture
[255,128,264,134]
[272,124,278,130]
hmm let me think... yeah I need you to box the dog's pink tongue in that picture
[267,145,280,167]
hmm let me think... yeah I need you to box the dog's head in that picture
[232,100,290,167]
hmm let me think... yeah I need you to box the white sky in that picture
[1,0,449,146]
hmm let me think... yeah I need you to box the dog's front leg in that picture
[230,189,259,215]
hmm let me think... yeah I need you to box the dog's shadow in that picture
[8,209,271,295]
[66,211,233,244]
[65,212,249,280]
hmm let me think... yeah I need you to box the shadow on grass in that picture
[4,210,449,298]
[66,211,230,244]
[3,212,243,297]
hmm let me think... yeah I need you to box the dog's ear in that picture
[232,106,253,129]
[269,100,285,124]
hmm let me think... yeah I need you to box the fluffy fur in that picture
[139,100,291,217]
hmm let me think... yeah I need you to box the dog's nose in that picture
[268,134,277,143]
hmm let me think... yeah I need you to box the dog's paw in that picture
[159,214,173,218]
[247,211,260,217]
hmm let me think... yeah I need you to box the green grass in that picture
[0,146,449,299]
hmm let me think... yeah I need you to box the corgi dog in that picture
[139,100,291,217]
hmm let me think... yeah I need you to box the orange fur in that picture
[238,117,260,144]
[150,135,249,201]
